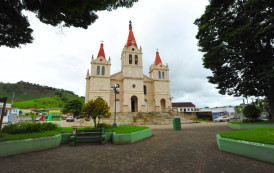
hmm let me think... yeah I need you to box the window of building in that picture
[135,55,138,65]
[132,84,136,88]
[129,54,132,64]
[143,85,147,95]
[97,66,100,75]
[180,108,182,112]
[158,71,161,79]
[162,71,165,79]
[102,66,105,75]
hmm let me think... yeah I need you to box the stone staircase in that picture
[102,112,195,125]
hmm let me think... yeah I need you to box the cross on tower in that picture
[156,48,159,52]
[129,20,132,26]
[101,40,104,44]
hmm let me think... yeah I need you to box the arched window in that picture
[135,55,138,65]
[143,85,147,95]
[97,66,100,75]
[158,71,161,79]
[102,66,105,75]
[162,71,165,79]
[129,54,132,64]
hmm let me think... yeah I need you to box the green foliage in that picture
[243,105,260,119]
[97,123,112,129]
[82,98,111,128]
[2,121,58,134]
[1,0,138,48]
[62,99,83,117]
[194,0,274,118]
[219,128,274,145]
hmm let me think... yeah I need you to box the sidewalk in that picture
[0,123,273,173]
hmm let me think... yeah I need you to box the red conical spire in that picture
[126,21,138,48]
[155,50,162,65]
[97,43,106,58]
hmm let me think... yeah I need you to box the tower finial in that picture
[129,20,132,30]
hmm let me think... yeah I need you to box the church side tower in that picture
[149,51,171,112]
[86,43,111,105]
[120,21,145,112]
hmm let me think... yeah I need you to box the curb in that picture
[217,134,274,164]
[113,128,152,144]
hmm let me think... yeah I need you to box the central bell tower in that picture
[120,21,145,112]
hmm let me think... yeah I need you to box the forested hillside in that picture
[0,81,84,109]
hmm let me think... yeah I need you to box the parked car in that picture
[214,116,230,122]
[35,117,42,121]
[66,115,74,122]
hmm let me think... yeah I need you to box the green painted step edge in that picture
[216,134,274,164]
[228,122,274,129]
[113,128,152,144]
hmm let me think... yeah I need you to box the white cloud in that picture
[0,0,245,107]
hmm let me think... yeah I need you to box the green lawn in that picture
[230,121,274,124]
[0,125,149,142]
[219,128,274,145]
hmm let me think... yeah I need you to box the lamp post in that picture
[111,84,120,127]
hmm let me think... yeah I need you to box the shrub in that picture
[242,118,263,123]
[243,104,260,119]
[97,123,112,129]
[2,121,58,134]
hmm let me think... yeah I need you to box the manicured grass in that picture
[106,125,149,133]
[0,125,149,142]
[230,121,274,124]
[219,128,274,145]
[194,119,212,123]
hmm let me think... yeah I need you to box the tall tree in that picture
[194,0,274,119]
[82,98,111,128]
[62,99,83,117]
[0,0,138,48]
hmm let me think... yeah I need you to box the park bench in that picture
[70,128,106,146]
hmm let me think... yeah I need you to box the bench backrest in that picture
[73,128,105,135]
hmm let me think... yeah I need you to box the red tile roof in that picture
[97,43,106,58]
[155,51,162,65]
[126,22,138,48]
[172,102,196,108]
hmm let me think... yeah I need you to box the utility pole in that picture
[0,97,8,131]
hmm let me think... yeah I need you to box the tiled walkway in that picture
[1,124,273,173]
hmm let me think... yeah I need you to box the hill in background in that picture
[0,81,84,109]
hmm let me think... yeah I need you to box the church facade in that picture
[85,22,171,113]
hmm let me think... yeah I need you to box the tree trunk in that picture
[269,101,274,121]
[92,117,97,128]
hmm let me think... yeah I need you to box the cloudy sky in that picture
[0,0,246,107]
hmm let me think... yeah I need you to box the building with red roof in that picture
[172,102,196,112]
[85,21,171,113]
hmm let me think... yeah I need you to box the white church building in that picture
[85,21,172,113]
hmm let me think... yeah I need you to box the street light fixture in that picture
[111,84,120,127]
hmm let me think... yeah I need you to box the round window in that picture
[132,84,136,88]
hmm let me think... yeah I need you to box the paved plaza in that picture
[1,123,274,173]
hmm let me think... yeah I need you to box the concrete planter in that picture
[0,134,62,157]
[228,122,274,129]
[113,128,152,144]
[217,134,274,164]
[0,129,151,157]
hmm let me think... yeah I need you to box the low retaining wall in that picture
[0,134,63,157]
[0,129,151,157]
[216,134,274,164]
[113,128,152,144]
[228,122,274,129]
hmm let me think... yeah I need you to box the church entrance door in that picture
[131,96,138,112]
[160,99,166,112]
